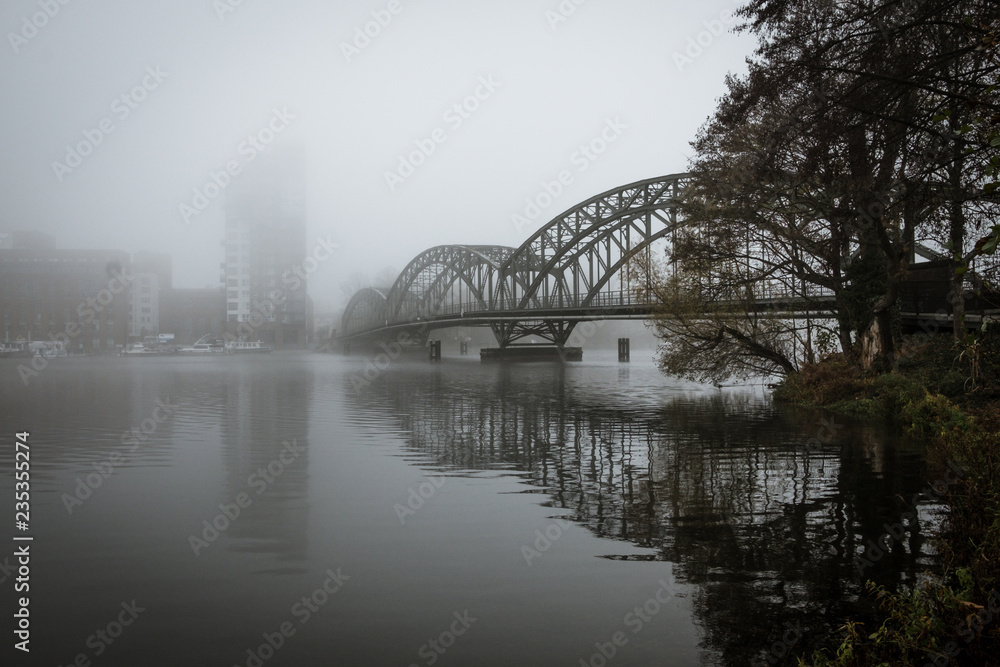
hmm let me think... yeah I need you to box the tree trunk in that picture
[834,297,855,356]
[948,143,967,341]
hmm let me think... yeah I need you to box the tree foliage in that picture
[642,0,1000,381]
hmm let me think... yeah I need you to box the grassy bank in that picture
[772,331,1000,666]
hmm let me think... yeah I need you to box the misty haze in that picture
[3,2,999,667]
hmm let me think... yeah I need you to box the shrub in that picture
[777,335,999,666]
[901,392,973,441]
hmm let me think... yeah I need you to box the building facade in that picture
[128,252,173,341]
[159,287,226,344]
[130,272,161,340]
[223,147,310,348]
[0,245,131,352]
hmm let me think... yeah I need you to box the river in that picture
[0,350,938,666]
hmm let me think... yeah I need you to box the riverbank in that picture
[773,331,1000,666]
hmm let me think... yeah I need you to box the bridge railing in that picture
[426,290,651,316]
[754,281,836,302]
[422,284,838,320]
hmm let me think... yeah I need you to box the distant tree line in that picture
[634,0,1000,382]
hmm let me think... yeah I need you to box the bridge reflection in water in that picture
[348,360,936,664]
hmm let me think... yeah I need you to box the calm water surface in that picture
[0,351,937,666]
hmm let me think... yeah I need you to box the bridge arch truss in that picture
[340,173,689,347]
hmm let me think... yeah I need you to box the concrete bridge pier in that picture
[480,345,582,362]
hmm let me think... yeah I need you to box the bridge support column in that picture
[481,346,582,362]
[489,320,578,349]
[429,340,442,362]
[618,338,630,362]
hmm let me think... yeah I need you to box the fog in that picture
[1,0,756,315]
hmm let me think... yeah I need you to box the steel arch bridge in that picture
[340,174,691,349]
[337,171,981,357]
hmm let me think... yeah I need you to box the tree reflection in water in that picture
[347,361,935,665]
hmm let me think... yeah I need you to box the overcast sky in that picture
[1,0,757,313]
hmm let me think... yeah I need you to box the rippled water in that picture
[0,351,936,666]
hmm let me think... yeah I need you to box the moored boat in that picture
[0,342,33,358]
[224,340,272,354]
[178,334,226,355]
[29,340,67,357]
[119,343,178,356]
